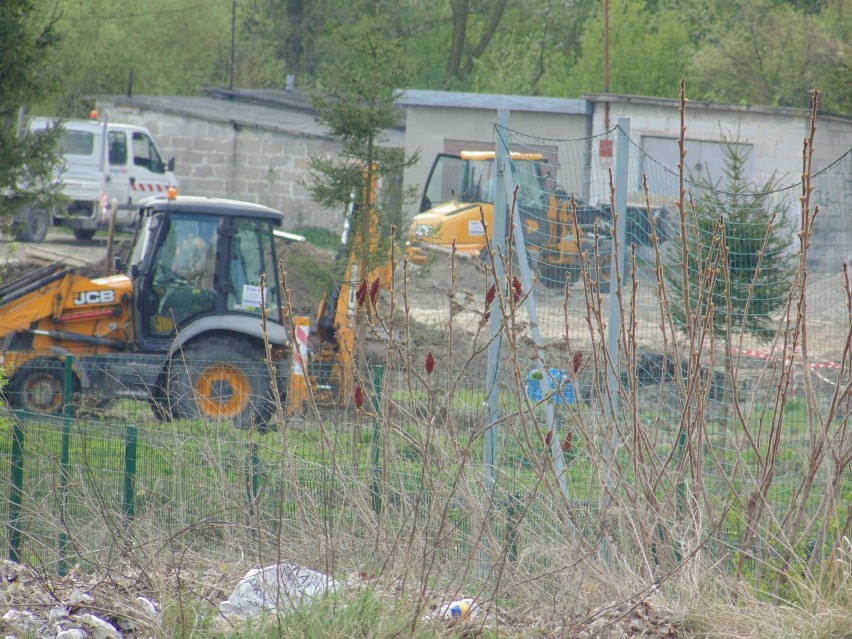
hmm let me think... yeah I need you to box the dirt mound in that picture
[277,240,337,317]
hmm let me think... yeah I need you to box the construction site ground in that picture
[1,228,846,392]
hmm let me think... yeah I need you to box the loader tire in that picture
[16,207,50,243]
[9,359,74,415]
[148,374,174,423]
[165,336,276,430]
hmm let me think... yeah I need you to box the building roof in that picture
[583,93,852,123]
[394,89,592,115]
[94,88,406,146]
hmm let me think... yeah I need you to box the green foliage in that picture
[6,0,848,116]
[688,0,850,112]
[0,1,64,208]
[306,0,419,267]
[665,139,795,343]
[240,0,339,83]
[467,0,595,95]
[539,0,694,99]
[293,226,340,250]
[224,589,444,638]
[41,0,232,114]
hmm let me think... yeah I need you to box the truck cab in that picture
[21,116,177,241]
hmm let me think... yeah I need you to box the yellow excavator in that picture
[0,179,390,426]
[405,150,613,290]
[287,173,392,415]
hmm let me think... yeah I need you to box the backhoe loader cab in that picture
[1,195,291,428]
[408,151,549,262]
[129,196,286,349]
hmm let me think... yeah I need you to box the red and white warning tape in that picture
[730,347,843,385]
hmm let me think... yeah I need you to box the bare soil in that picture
[2,231,847,384]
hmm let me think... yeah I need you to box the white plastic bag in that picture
[219,563,340,615]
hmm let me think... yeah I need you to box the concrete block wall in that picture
[96,93,849,272]
[96,103,345,231]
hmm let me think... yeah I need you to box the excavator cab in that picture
[129,197,285,351]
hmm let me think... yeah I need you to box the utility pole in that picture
[604,0,611,129]
[229,0,237,90]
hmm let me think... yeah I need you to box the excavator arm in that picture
[288,171,392,414]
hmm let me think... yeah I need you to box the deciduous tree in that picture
[688,0,849,112]
[445,0,509,84]
[550,0,693,99]
[0,1,62,214]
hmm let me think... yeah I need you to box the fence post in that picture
[369,365,385,518]
[123,424,137,520]
[8,419,24,563]
[506,493,522,563]
[58,355,74,576]
[599,119,630,565]
[245,441,260,544]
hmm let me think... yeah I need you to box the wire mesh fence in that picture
[1,117,849,596]
[494,116,851,575]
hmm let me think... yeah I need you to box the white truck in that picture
[12,114,178,242]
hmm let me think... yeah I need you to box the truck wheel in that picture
[17,207,50,243]
[166,336,276,430]
[9,359,72,415]
[73,228,97,241]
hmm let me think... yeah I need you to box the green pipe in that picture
[58,355,73,576]
[123,424,138,520]
[8,420,24,562]
[369,366,384,518]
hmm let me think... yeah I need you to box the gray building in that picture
[96,88,851,271]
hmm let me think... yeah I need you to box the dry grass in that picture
[1,89,850,639]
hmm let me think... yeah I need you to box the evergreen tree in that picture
[666,139,795,346]
[307,0,418,272]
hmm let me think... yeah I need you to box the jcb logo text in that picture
[73,290,116,306]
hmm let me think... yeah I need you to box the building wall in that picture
[95,92,849,273]
[95,101,344,230]
[590,100,806,194]
[586,97,851,272]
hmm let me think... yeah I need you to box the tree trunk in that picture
[446,0,469,79]
[461,0,509,77]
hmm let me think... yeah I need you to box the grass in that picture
[293,226,340,250]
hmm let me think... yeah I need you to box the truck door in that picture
[127,130,177,205]
[106,130,132,215]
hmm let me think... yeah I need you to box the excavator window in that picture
[226,217,280,320]
[147,215,219,336]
